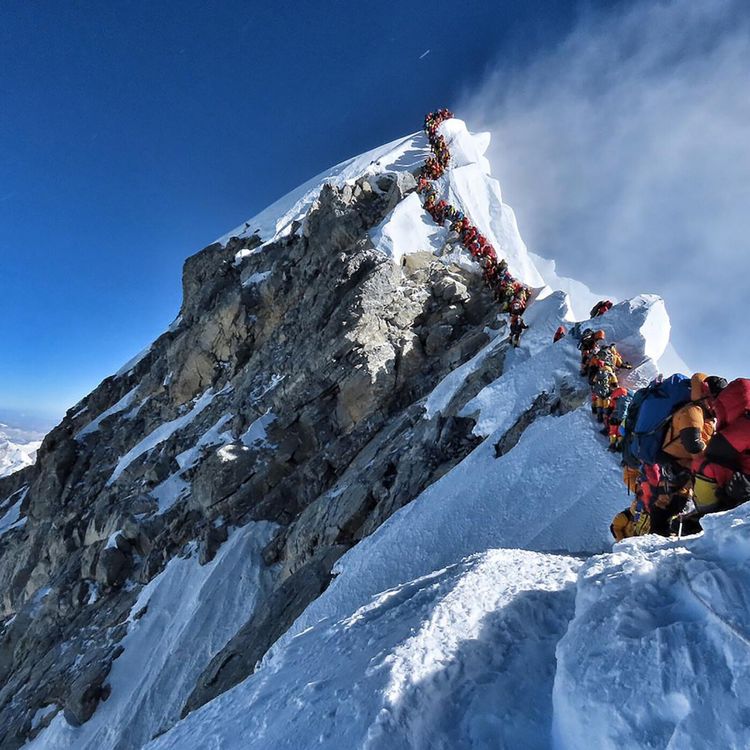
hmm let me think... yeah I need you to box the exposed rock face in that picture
[494,383,589,458]
[0,170,512,748]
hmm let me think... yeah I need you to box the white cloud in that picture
[460,0,750,380]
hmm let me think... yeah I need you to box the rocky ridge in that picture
[0,154,568,748]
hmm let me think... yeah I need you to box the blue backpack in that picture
[611,390,634,423]
[621,374,691,468]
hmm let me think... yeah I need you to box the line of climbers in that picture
[416,109,750,543]
[573,315,750,541]
[416,109,750,538]
[577,324,633,451]
[416,110,532,344]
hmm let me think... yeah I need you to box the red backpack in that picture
[714,378,750,430]
[710,379,750,477]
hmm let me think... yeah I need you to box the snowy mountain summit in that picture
[0,423,44,480]
[1,116,746,750]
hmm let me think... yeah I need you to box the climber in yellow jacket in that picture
[611,498,651,541]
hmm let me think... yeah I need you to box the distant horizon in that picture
[0,406,58,433]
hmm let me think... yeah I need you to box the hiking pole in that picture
[678,515,684,541]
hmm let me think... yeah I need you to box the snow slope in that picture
[218,131,431,248]
[268,294,668,650]
[26,521,277,750]
[148,549,581,750]
[439,119,545,288]
[29,116,721,750]
[0,423,44,478]
[370,192,445,264]
[369,118,546,288]
[554,505,750,749]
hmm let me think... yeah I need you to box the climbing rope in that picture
[417,109,532,316]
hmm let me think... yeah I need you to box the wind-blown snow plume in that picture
[460,0,750,381]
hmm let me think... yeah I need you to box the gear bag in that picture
[693,471,721,513]
[592,369,614,399]
[621,374,691,468]
[611,390,634,423]
[714,378,750,429]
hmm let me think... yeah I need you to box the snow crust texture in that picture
[555,506,750,750]
[147,549,581,750]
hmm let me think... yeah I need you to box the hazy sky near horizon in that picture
[2,0,746,421]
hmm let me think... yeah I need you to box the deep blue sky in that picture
[1,1,612,419]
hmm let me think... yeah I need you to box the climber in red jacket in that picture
[590,300,613,318]
[692,378,749,514]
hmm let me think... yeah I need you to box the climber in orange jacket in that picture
[611,499,651,540]
[611,504,637,541]
[612,466,653,540]
[660,373,724,470]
